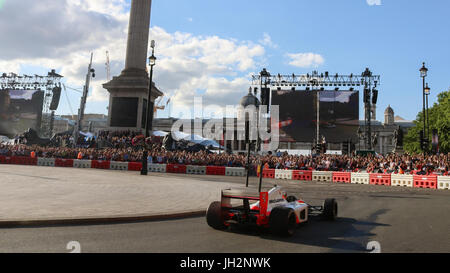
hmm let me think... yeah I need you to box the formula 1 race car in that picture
[206,186,337,236]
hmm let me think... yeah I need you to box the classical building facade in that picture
[357,105,414,154]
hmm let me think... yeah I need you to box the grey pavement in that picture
[0,164,236,223]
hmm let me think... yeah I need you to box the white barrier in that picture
[275,169,293,180]
[186,165,206,175]
[148,163,167,173]
[351,172,370,185]
[390,174,414,187]
[110,161,129,171]
[225,167,246,177]
[37,157,55,167]
[437,176,450,190]
[73,159,91,168]
[312,171,333,182]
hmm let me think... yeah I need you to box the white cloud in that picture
[259,33,278,49]
[367,0,382,6]
[0,0,267,116]
[149,27,265,113]
[286,53,325,68]
[0,0,129,106]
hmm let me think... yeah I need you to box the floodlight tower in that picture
[73,53,95,146]
[362,68,378,151]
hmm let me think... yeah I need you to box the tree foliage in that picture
[404,89,450,154]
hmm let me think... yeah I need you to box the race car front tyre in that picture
[322,198,338,221]
[269,207,297,236]
[206,201,226,230]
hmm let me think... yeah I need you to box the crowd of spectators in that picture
[0,141,448,175]
[96,130,143,149]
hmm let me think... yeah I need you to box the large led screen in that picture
[0,89,44,137]
[271,90,359,142]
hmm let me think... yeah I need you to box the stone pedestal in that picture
[103,72,162,131]
[103,0,162,132]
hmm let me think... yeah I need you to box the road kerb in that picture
[0,210,206,228]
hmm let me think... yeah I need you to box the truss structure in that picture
[251,71,380,88]
[251,69,380,150]
[0,70,63,137]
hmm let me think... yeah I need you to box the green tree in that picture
[404,89,450,154]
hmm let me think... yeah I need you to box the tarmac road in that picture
[0,175,449,253]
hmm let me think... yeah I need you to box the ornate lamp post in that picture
[141,40,157,175]
[419,62,428,155]
[146,40,157,137]
[240,88,260,188]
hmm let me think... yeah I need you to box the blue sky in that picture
[1,0,449,121]
[151,0,449,120]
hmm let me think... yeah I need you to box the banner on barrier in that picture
[225,167,246,177]
[391,174,413,187]
[148,163,167,173]
[110,161,128,171]
[351,172,370,184]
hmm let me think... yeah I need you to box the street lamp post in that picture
[146,40,157,137]
[141,40,157,176]
[425,83,431,147]
[420,62,428,155]
[258,68,270,192]
[362,68,373,151]
[241,87,260,188]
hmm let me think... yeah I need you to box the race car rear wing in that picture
[221,188,261,201]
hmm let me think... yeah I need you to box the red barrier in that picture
[369,174,391,186]
[206,166,226,176]
[55,158,74,167]
[332,172,351,183]
[292,170,312,181]
[0,155,12,164]
[10,156,38,166]
[166,164,187,174]
[128,162,142,171]
[91,160,111,169]
[413,175,438,189]
[258,169,275,178]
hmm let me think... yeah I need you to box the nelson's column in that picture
[103,0,162,133]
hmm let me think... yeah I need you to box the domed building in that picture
[236,89,261,147]
[384,105,394,125]
[237,88,260,121]
[239,89,261,108]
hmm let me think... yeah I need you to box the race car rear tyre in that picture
[269,207,297,236]
[322,198,338,221]
[206,201,226,230]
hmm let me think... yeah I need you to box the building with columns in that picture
[356,105,414,154]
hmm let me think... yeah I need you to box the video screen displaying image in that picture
[271,90,359,142]
[0,89,44,137]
